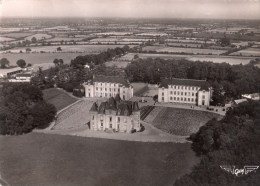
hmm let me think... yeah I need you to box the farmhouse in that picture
[89,95,141,133]
[158,78,212,106]
[0,67,23,78]
[84,75,133,100]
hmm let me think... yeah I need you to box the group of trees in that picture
[0,58,29,68]
[0,83,56,135]
[174,101,260,186]
[70,45,131,68]
[125,58,260,105]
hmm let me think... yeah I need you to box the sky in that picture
[0,0,259,19]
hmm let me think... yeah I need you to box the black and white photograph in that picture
[0,0,259,185]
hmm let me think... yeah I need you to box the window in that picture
[170,97,172,100]
[110,117,112,122]
[184,92,187,96]
[181,92,183,96]
[188,98,190,101]
[96,87,98,90]
[101,88,102,91]
[181,97,183,101]
[118,117,120,122]
[184,98,186,101]
[176,86,179,89]
[174,91,176,95]
[202,95,205,99]
[174,97,176,100]
[162,92,164,96]
[109,88,111,91]
[109,123,112,128]
[191,98,194,102]
[105,93,107,97]
[177,97,179,101]
[174,85,176,89]
[192,87,194,90]
[105,88,107,91]
[177,91,179,95]
[188,87,190,90]
[181,86,183,89]
[192,93,194,96]
[170,91,173,94]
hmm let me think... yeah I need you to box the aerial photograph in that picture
[0,0,259,185]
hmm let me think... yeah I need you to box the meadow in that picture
[118,53,253,65]
[0,133,199,186]
[230,47,260,57]
[157,47,226,55]
[24,33,52,41]
[0,36,15,42]
[43,88,78,111]
[0,52,92,65]
[147,107,220,136]
[2,44,127,53]
[1,32,33,39]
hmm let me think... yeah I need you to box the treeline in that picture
[70,45,132,68]
[174,101,260,186]
[0,83,56,135]
[125,58,260,104]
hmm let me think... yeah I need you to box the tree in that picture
[0,58,10,68]
[31,37,37,43]
[53,58,59,66]
[0,83,56,135]
[16,59,26,68]
[57,47,62,51]
[30,101,56,129]
[26,48,31,52]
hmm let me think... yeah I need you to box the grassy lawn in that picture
[131,82,148,96]
[0,133,199,186]
[43,88,78,111]
[151,107,219,136]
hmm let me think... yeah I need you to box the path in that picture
[34,121,188,143]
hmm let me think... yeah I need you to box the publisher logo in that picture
[220,165,259,177]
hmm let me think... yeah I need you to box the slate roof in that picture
[92,75,130,87]
[16,73,31,77]
[89,95,140,116]
[160,78,210,90]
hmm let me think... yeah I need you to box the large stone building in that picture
[84,75,133,100]
[0,67,23,78]
[158,78,212,106]
[89,95,141,133]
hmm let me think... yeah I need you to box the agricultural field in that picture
[2,44,129,53]
[166,38,215,44]
[95,32,133,36]
[0,133,199,186]
[52,100,94,130]
[167,43,202,48]
[147,107,219,136]
[1,32,33,39]
[43,88,78,111]
[24,33,52,41]
[230,47,260,57]
[0,36,15,42]
[46,37,85,42]
[143,45,165,52]
[120,53,253,65]
[0,52,91,65]
[156,47,226,55]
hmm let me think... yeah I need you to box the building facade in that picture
[0,67,23,78]
[89,95,141,133]
[158,78,212,106]
[84,75,133,100]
